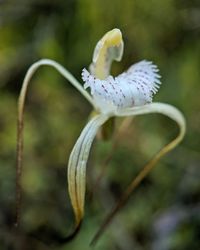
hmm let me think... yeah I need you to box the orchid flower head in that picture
[67,29,185,238]
[16,28,186,245]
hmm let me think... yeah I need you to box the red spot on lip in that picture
[102,85,108,93]
[111,84,115,90]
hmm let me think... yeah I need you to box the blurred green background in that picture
[0,0,200,249]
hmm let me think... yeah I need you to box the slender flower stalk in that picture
[16,28,186,245]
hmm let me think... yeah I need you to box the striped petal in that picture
[15,58,97,226]
[68,114,110,228]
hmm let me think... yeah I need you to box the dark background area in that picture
[0,0,200,249]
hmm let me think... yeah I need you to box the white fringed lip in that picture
[82,60,161,112]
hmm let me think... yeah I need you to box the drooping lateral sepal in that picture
[67,114,110,227]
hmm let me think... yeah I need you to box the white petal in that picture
[68,114,110,226]
[115,102,186,146]
[16,58,97,226]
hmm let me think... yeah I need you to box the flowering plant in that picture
[16,29,186,244]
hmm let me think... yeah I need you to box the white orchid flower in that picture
[16,29,186,243]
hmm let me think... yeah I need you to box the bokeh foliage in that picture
[0,0,200,249]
